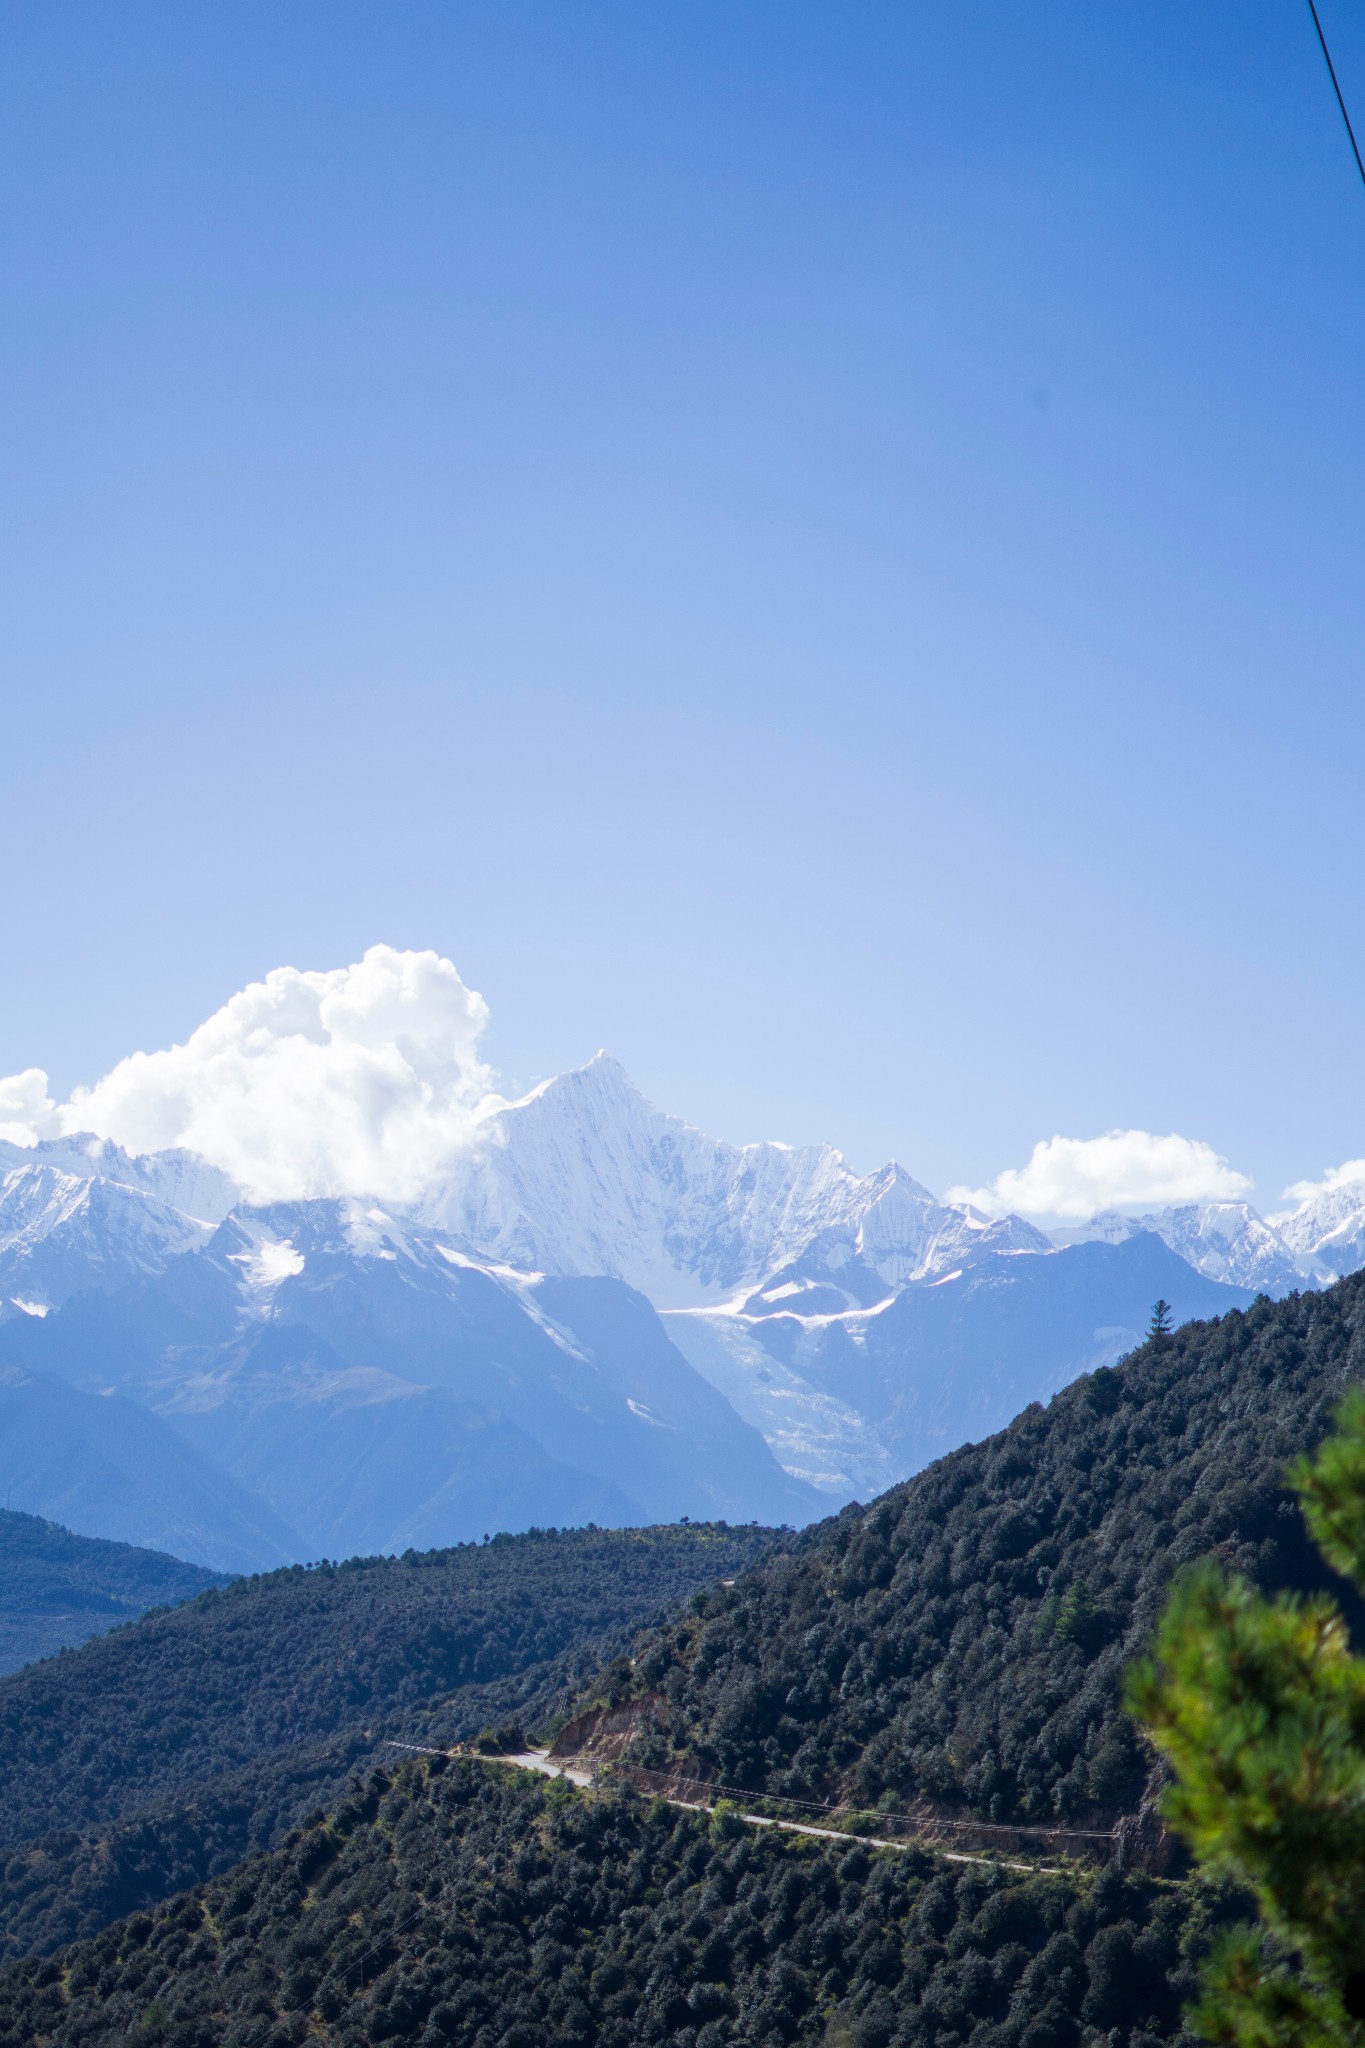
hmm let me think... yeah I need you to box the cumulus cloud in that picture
[947,1129,1253,1223]
[1280,1160,1365,1205]
[0,1068,62,1149]
[0,946,499,1205]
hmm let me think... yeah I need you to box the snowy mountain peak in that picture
[0,1133,238,1225]
[419,1058,1046,1310]
[1057,1199,1312,1294]
[1270,1171,1365,1279]
[10,1045,1358,1332]
[0,1154,215,1317]
[6,1055,978,1320]
[424,1056,862,1307]
[500,1049,652,1129]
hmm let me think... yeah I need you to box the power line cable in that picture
[1303,0,1365,192]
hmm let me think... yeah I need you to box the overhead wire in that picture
[1303,0,1365,193]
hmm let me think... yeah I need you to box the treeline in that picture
[0,1521,773,1960]
[588,1279,1365,1827]
[0,1754,1244,2048]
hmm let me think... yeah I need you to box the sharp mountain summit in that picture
[0,1052,1359,1570]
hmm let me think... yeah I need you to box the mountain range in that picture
[1,1052,1361,1570]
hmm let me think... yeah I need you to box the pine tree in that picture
[1149,1298,1175,1343]
[1128,1390,1365,2047]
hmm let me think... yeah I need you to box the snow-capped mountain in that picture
[0,1147,223,1318]
[664,1230,1251,1497]
[4,1049,1361,1558]
[421,1052,1044,1309]
[1275,1172,1365,1280]
[1055,1201,1315,1295]
[0,1135,237,1225]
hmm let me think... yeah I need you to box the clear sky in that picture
[2,0,1363,1211]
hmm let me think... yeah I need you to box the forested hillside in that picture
[0,1510,226,1676]
[0,1521,772,1961]
[0,1753,1242,2048]
[569,1278,1365,1829]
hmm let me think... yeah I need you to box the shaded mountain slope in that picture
[666,1231,1251,1498]
[0,1521,774,1961]
[197,1327,641,1557]
[3,1209,818,1556]
[0,1753,1237,2048]
[577,1276,1365,1828]
[0,1511,226,1677]
[815,1231,1254,1469]
[0,1363,298,1573]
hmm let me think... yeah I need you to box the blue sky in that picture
[2,0,1363,1207]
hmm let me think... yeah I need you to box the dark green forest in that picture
[0,1509,226,1677]
[0,1754,1243,2048]
[572,1279,1365,1828]
[0,1521,773,1960]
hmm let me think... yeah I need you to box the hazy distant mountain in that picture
[0,1360,296,1573]
[664,1229,1251,1497]
[3,1200,818,1562]
[0,1509,226,1676]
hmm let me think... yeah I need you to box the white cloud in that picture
[0,946,499,1205]
[0,1068,62,1148]
[947,1129,1253,1223]
[1280,1159,1365,1205]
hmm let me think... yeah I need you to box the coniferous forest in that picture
[0,1755,1245,2048]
